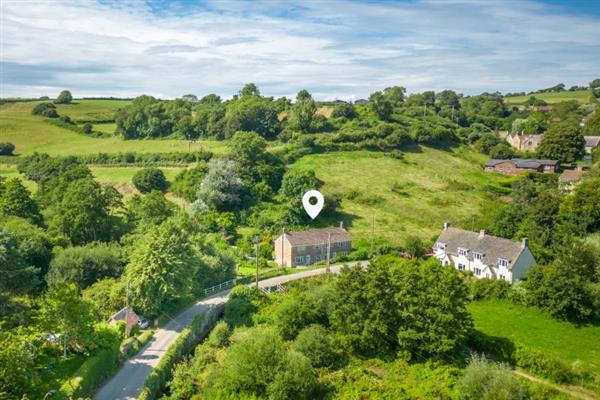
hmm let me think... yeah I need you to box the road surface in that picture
[94,261,367,400]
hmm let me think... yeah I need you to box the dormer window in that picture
[497,258,509,267]
[473,252,484,261]
[436,242,447,250]
[458,247,469,256]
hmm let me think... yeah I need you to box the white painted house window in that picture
[458,247,469,256]
[294,256,305,264]
[499,274,505,280]
[474,268,481,276]
[458,263,466,271]
[497,258,509,267]
[436,242,447,250]
[473,252,484,261]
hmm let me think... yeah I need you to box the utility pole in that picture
[326,232,331,273]
[255,236,259,288]
[125,280,130,337]
[371,213,375,256]
[281,227,285,268]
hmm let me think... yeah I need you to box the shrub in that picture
[458,354,528,400]
[515,346,576,384]
[223,285,266,328]
[292,324,338,368]
[0,142,15,156]
[272,293,323,340]
[470,278,510,300]
[132,167,168,193]
[83,122,93,134]
[31,102,59,118]
[54,89,73,104]
[59,345,120,399]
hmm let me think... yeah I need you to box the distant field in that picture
[469,300,600,374]
[0,100,229,156]
[504,90,592,105]
[291,147,504,245]
[54,99,131,122]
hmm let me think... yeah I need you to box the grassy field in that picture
[54,99,131,122]
[469,300,600,374]
[291,146,505,245]
[504,90,592,105]
[0,100,229,156]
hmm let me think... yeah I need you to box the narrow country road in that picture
[94,261,367,400]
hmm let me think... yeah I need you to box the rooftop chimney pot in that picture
[443,222,450,230]
[479,229,486,239]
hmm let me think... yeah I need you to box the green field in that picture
[291,147,504,245]
[0,100,229,156]
[54,99,131,122]
[469,300,600,374]
[504,90,592,105]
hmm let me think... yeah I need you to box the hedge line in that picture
[121,330,155,359]
[138,308,221,400]
[59,344,121,399]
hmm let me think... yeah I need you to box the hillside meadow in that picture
[291,147,506,245]
[0,100,229,156]
[503,89,593,105]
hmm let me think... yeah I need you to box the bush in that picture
[515,346,576,384]
[0,142,15,156]
[59,345,120,399]
[132,167,168,193]
[223,285,266,328]
[54,90,73,104]
[31,102,59,118]
[83,122,93,134]
[120,330,155,358]
[458,354,528,400]
[292,324,338,368]
[470,278,510,300]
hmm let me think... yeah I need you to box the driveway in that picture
[94,261,367,400]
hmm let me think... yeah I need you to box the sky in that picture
[1,0,599,100]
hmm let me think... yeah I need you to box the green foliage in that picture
[0,326,40,397]
[54,90,73,104]
[0,216,52,277]
[170,162,209,201]
[224,91,281,139]
[126,220,199,318]
[32,102,59,117]
[82,277,126,319]
[583,111,600,135]
[471,278,511,300]
[37,282,95,357]
[331,102,356,119]
[192,158,244,212]
[458,354,528,400]
[292,324,338,368]
[47,242,125,289]
[289,90,317,133]
[0,142,15,155]
[270,292,324,340]
[537,121,585,163]
[368,91,392,120]
[132,167,169,193]
[223,285,266,328]
[127,190,176,228]
[82,122,93,134]
[559,177,600,234]
[0,227,40,295]
[515,347,576,384]
[116,95,186,139]
[0,177,42,224]
[403,235,424,257]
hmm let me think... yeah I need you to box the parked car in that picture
[137,318,149,329]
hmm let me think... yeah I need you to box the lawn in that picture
[0,101,229,156]
[504,90,593,105]
[291,146,505,245]
[469,300,600,374]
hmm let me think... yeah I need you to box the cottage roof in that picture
[435,227,527,269]
[282,227,351,246]
[108,306,139,322]
[584,136,600,148]
[485,158,559,169]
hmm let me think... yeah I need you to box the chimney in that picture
[521,237,529,248]
[478,229,486,239]
[443,222,450,230]
[339,221,344,229]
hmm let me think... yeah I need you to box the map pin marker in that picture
[302,190,324,219]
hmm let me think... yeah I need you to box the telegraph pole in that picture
[370,213,375,256]
[326,232,331,273]
[125,280,130,337]
[281,227,285,267]
[255,236,259,288]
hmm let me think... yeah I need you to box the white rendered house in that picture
[433,223,536,283]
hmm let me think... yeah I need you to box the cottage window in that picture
[473,252,484,261]
[294,256,305,264]
[474,268,481,276]
[458,247,469,257]
[457,263,466,271]
[499,274,505,280]
[497,258,509,267]
[436,242,447,250]
[297,245,306,252]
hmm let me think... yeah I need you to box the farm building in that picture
[484,158,559,175]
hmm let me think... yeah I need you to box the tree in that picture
[1,216,52,278]
[331,102,356,119]
[403,235,424,257]
[583,111,600,136]
[48,177,120,245]
[126,220,199,318]
[170,163,209,202]
[559,177,600,234]
[37,282,95,358]
[537,122,585,164]
[0,228,40,295]
[193,158,244,212]
[82,277,126,320]
[126,190,176,228]
[590,79,600,89]
[54,90,73,104]
[271,293,323,340]
[46,243,124,290]
[0,142,15,156]
[82,122,93,134]
[489,143,515,159]
[292,325,338,368]
[31,102,59,117]
[0,327,40,397]
[383,86,406,107]
[239,83,260,97]
[229,131,268,164]
[223,285,266,328]
[290,90,317,133]
[458,354,528,400]
[0,178,42,224]
[132,167,168,193]
[369,91,392,120]
[436,90,460,109]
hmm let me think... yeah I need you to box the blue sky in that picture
[1,0,599,100]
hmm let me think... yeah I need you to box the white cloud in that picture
[0,0,598,99]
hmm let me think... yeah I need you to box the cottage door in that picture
[305,255,311,265]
